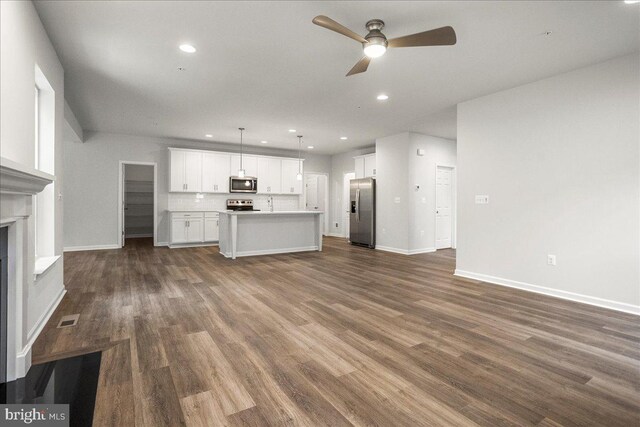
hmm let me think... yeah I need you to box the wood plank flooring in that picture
[32,237,640,426]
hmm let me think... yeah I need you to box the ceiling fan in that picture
[312,15,457,76]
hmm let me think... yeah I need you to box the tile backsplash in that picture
[168,193,303,211]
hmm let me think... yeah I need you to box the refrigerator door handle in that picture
[356,188,360,222]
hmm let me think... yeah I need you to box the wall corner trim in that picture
[454,269,640,316]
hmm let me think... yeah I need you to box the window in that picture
[33,65,57,277]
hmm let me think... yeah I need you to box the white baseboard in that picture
[18,286,66,377]
[376,246,436,255]
[327,233,345,238]
[221,246,319,258]
[63,244,120,252]
[376,246,409,255]
[454,269,640,315]
[168,242,219,249]
[156,241,169,247]
[409,247,436,255]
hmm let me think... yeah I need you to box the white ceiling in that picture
[35,1,639,154]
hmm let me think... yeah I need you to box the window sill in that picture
[34,255,61,277]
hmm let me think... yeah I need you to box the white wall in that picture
[456,53,640,313]
[376,133,410,251]
[408,133,457,252]
[328,147,375,237]
[375,132,456,254]
[63,131,331,249]
[0,0,65,375]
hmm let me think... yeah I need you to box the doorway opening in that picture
[118,162,157,247]
[435,165,455,249]
[304,173,329,235]
[343,172,356,238]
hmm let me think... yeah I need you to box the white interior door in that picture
[343,172,355,238]
[305,175,318,210]
[305,174,328,234]
[121,166,126,247]
[436,166,453,249]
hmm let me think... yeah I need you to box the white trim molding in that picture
[326,233,345,238]
[18,287,66,377]
[220,245,319,259]
[454,269,640,315]
[0,156,54,195]
[376,246,436,255]
[63,244,120,252]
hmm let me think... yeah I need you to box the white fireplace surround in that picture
[1,156,62,381]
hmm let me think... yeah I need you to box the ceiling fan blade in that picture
[388,26,457,48]
[312,15,367,43]
[346,56,372,77]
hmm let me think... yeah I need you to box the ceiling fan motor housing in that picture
[363,19,388,55]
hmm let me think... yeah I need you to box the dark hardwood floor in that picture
[32,237,640,426]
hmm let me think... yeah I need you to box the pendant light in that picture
[296,135,303,181]
[237,127,245,178]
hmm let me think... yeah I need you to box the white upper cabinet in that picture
[202,152,231,193]
[354,157,365,179]
[170,149,202,192]
[257,157,282,194]
[354,154,376,179]
[170,148,305,194]
[364,154,376,178]
[281,158,303,194]
[230,154,258,178]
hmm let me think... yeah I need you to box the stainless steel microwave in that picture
[229,176,258,193]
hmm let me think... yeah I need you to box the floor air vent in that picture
[57,314,80,328]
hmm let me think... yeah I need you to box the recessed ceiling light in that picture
[340,136,348,140]
[261,140,268,144]
[179,44,196,53]
[307,146,314,149]
[288,129,297,133]
[205,134,213,138]
[624,0,640,4]
[377,94,389,101]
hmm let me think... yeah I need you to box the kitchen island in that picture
[218,211,323,259]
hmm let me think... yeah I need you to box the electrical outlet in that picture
[335,222,339,228]
[547,254,556,266]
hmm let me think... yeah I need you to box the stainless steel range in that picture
[226,199,259,211]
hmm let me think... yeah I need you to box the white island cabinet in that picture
[218,211,323,259]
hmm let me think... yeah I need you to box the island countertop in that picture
[217,210,323,215]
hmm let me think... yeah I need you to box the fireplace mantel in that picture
[0,157,54,195]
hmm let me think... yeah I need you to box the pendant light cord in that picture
[239,127,244,171]
[297,135,302,174]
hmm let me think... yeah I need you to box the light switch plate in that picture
[394,197,401,204]
[475,195,489,204]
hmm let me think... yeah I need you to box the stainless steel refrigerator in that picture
[349,178,375,248]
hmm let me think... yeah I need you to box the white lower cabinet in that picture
[171,213,203,244]
[204,213,220,242]
[169,212,219,247]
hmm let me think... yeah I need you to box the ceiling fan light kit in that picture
[312,15,457,76]
[363,19,388,58]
